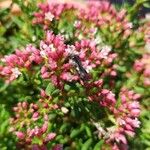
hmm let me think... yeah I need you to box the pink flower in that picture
[144,78,150,86]
[134,60,144,72]
[40,89,47,97]
[32,112,39,121]
[99,45,111,59]
[41,122,48,133]
[130,109,140,117]
[100,89,116,107]
[15,131,25,139]
[114,133,127,144]
[45,133,56,142]
[128,101,140,110]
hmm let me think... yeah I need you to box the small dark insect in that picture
[68,54,90,81]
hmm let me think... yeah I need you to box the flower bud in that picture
[32,112,39,120]
[15,131,25,139]
[61,107,69,114]
[45,133,56,142]
[41,122,48,133]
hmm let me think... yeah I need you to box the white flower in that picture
[45,12,54,21]
[78,34,83,40]
[117,118,126,125]
[40,41,48,51]
[127,22,133,29]
[85,65,92,73]
[11,68,22,78]
[94,35,102,44]
[132,118,141,128]
[106,126,116,134]
[74,20,81,28]
[40,50,47,58]
[100,45,112,59]
[61,107,69,114]
[1,58,6,62]
[60,29,65,33]
[64,34,69,40]
[32,36,36,42]
[93,122,105,133]
[65,45,79,55]
[83,60,93,73]
[49,44,56,52]
[92,27,98,35]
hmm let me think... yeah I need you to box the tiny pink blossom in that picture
[130,109,140,117]
[41,122,48,133]
[45,133,56,142]
[15,131,25,139]
[32,112,39,120]
[115,133,127,144]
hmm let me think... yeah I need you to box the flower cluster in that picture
[0,45,42,83]
[10,99,58,149]
[92,88,141,150]
[76,1,132,43]
[33,1,133,50]
[33,2,76,29]
[0,30,117,90]
[40,31,79,88]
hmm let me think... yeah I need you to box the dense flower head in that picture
[91,88,141,149]
[78,1,125,25]
[40,31,79,87]
[74,1,132,47]
[33,2,76,29]
[10,100,58,148]
[105,88,141,149]
[74,39,118,82]
[0,29,117,91]
[33,1,133,49]
[0,45,43,83]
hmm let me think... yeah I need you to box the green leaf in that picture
[0,120,9,135]
[134,86,145,94]
[55,135,64,141]
[0,26,6,36]
[59,137,68,144]
[45,83,55,96]
[85,126,92,137]
[70,129,82,139]
[143,2,150,8]
[117,66,127,72]
[64,84,71,91]
[81,138,93,150]
[70,125,84,139]
[60,123,70,133]
[52,89,60,95]
[32,137,43,145]
[93,140,104,150]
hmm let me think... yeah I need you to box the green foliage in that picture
[0,105,16,150]
[0,0,150,149]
